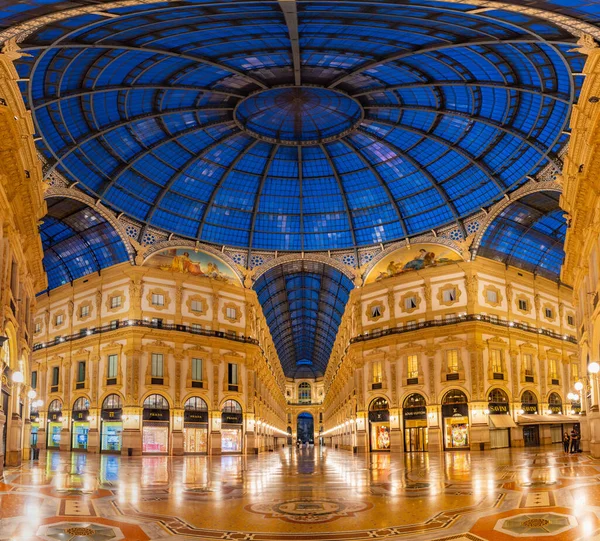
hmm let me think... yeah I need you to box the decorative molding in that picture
[105,290,125,313]
[399,291,421,314]
[365,300,385,322]
[437,283,462,307]
[146,287,172,312]
[76,300,93,322]
[482,284,503,308]
[222,302,242,323]
[185,293,209,317]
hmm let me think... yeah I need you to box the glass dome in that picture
[11,0,583,252]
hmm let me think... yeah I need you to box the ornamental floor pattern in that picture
[2,447,600,540]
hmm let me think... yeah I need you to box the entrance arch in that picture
[403,393,428,452]
[297,412,314,444]
[368,397,391,451]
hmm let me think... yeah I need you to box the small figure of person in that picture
[570,428,578,453]
[563,432,570,453]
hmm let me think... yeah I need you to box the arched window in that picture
[222,399,242,413]
[521,391,537,404]
[403,393,426,408]
[143,394,169,410]
[548,392,562,406]
[488,388,509,403]
[102,394,122,410]
[184,397,208,411]
[73,397,90,411]
[298,382,311,403]
[442,389,468,404]
[48,399,62,412]
[370,397,389,411]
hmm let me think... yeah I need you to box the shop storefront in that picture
[521,391,540,447]
[403,393,428,452]
[221,399,243,453]
[72,397,90,451]
[369,397,391,451]
[101,394,123,453]
[487,389,515,449]
[47,399,62,449]
[183,397,208,454]
[142,394,170,454]
[30,404,40,447]
[442,390,469,450]
[549,392,564,443]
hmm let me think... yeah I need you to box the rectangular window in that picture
[407,320,417,329]
[372,360,382,383]
[567,315,574,326]
[77,361,86,383]
[52,366,59,386]
[110,320,119,330]
[31,371,37,389]
[446,349,459,373]
[445,313,456,322]
[518,299,528,311]
[108,354,118,378]
[191,300,203,312]
[80,305,89,318]
[152,293,164,306]
[191,323,202,333]
[572,363,580,381]
[407,354,418,379]
[371,305,381,318]
[545,308,553,318]
[490,349,502,373]
[443,288,456,302]
[228,363,238,385]
[34,322,41,334]
[151,318,163,328]
[549,358,558,379]
[192,358,203,381]
[226,306,237,319]
[55,314,63,326]
[151,353,164,377]
[524,353,533,376]
[486,289,498,304]
[404,296,417,310]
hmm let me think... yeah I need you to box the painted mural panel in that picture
[366,244,461,283]
[145,248,240,285]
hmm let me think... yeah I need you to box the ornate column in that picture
[171,351,184,455]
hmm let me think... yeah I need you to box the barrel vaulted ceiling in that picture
[1,0,592,376]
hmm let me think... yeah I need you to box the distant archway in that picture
[297,412,314,444]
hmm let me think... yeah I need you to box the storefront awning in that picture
[518,414,582,425]
[489,415,517,428]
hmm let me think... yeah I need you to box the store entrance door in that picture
[523,425,540,447]
[404,426,428,452]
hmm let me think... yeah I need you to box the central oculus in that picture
[234,86,364,145]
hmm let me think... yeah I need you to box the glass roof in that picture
[477,191,566,280]
[40,198,130,292]
[253,261,354,378]
[10,0,584,251]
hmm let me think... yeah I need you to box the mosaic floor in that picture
[1,446,600,540]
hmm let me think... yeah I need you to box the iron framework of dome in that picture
[477,191,566,280]
[8,0,586,254]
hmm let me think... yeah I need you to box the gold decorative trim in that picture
[106,290,125,313]
[186,294,208,317]
[222,302,242,323]
[482,284,502,308]
[542,302,556,322]
[437,284,461,307]
[52,309,66,329]
[399,291,421,314]
[76,300,93,321]
[366,300,385,322]
[33,317,43,335]
[515,294,531,315]
[146,287,172,312]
